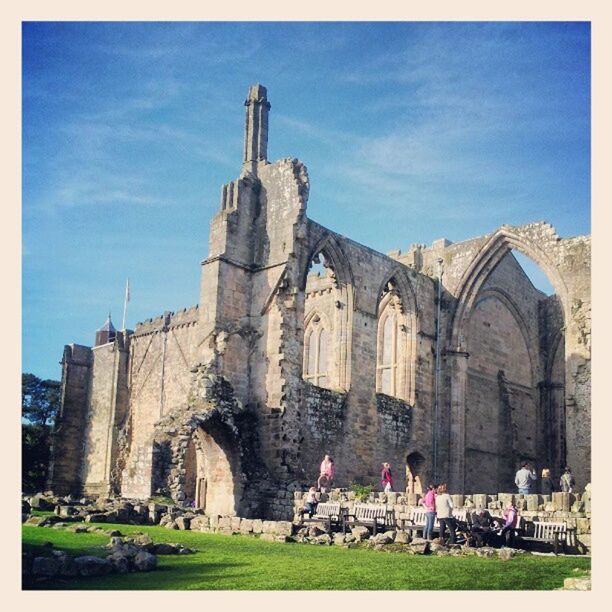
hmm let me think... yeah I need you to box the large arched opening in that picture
[447,227,570,493]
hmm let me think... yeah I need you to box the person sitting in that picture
[499,502,519,547]
[469,510,494,547]
[302,486,320,517]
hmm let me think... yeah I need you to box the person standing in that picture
[435,483,456,545]
[381,462,394,493]
[541,468,555,496]
[317,454,335,490]
[560,466,575,493]
[420,482,437,541]
[514,461,537,494]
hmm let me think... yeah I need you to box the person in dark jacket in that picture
[469,510,495,547]
[541,468,555,496]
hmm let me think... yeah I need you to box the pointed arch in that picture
[446,224,571,492]
[303,310,332,388]
[300,232,355,293]
[302,233,355,390]
[375,269,418,404]
[449,226,569,351]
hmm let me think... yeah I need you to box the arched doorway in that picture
[182,427,237,515]
[406,452,425,495]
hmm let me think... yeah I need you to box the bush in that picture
[349,483,374,501]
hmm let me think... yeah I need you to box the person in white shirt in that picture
[435,483,456,544]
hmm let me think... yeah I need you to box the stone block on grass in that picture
[134,551,157,571]
[74,556,113,577]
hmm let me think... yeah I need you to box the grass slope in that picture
[22,523,590,591]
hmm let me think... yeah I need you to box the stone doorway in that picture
[406,452,425,495]
[182,426,237,515]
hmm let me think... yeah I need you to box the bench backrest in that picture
[313,502,341,518]
[533,521,567,539]
[354,504,387,520]
[407,507,427,523]
[452,508,468,522]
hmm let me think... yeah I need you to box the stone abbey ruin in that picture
[48,85,591,520]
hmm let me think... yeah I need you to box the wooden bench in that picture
[342,503,395,536]
[402,507,435,535]
[452,508,468,523]
[402,506,468,537]
[518,521,577,555]
[299,502,347,533]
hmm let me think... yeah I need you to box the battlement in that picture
[133,305,199,336]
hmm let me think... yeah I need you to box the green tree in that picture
[22,373,60,426]
[22,373,60,493]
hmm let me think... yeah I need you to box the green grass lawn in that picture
[22,522,590,590]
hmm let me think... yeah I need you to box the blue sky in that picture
[23,22,590,381]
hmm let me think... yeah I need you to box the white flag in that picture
[122,278,130,331]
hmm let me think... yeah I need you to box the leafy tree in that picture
[22,373,60,492]
[22,373,60,426]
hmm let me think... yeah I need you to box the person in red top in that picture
[317,454,335,490]
[419,482,437,541]
[381,462,393,493]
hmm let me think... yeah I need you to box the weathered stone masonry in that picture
[48,84,591,516]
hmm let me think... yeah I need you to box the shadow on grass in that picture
[23,560,249,591]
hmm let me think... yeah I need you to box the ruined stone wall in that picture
[120,308,198,499]
[395,222,591,490]
[47,345,92,495]
[80,336,129,496]
[293,222,437,491]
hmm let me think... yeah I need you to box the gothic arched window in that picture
[376,279,415,401]
[379,311,398,395]
[304,314,329,388]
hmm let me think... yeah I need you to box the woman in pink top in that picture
[500,501,518,547]
[419,483,437,541]
[317,454,335,489]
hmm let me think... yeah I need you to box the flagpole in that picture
[122,278,130,331]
